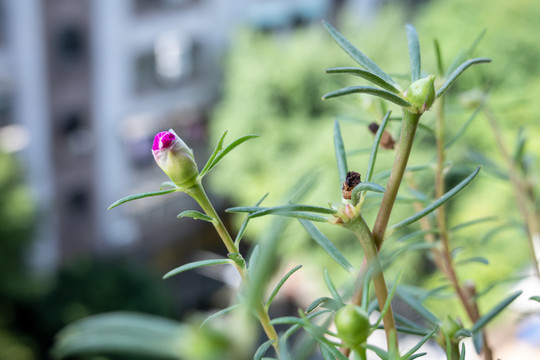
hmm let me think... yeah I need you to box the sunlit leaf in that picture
[108,189,179,210]
[445,30,487,77]
[200,304,241,328]
[322,20,400,89]
[324,269,344,305]
[254,339,276,360]
[401,326,438,360]
[203,134,260,175]
[266,265,303,308]
[235,193,269,247]
[334,120,348,185]
[177,210,214,222]
[406,24,421,82]
[52,312,186,360]
[325,67,401,94]
[470,291,522,333]
[163,259,233,279]
[351,181,386,206]
[299,220,354,273]
[323,86,411,107]
[392,167,481,229]
[436,58,491,98]
[199,130,228,177]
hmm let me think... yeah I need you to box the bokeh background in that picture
[1,0,540,359]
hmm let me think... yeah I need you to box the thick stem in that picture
[372,110,421,249]
[449,342,461,360]
[347,216,399,351]
[186,182,279,351]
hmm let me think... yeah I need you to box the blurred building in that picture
[0,0,344,271]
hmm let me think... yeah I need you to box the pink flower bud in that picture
[152,129,199,188]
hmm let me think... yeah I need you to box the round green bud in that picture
[335,305,370,347]
[405,75,436,113]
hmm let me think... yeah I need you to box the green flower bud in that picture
[335,305,370,347]
[405,75,436,113]
[152,129,199,189]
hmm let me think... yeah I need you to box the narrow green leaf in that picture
[392,167,481,229]
[322,20,399,89]
[407,352,428,360]
[323,269,343,305]
[306,297,338,313]
[394,229,439,243]
[436,58,491,98]
[401,326,438,360]
[248,205,336,219]
[406,24,421,82]
[434,39,444,76]
[266,265,303,308]
[334,120,348,185]
[445,105,484,149]
[530,296,540,303]
[373,272,401,330]
[446,29,487,77]
[323,86,411,108]
[394,313,430,333]
[351,181,386,205]
[393,326,430,337]
[470,291,522,333]
[396,287,439,326]
[365,344,390,360]
[254,339,276,360]
[205,134,259,174]
[319,342,348,360]
[472,331,483,354]
[455,257,489,266]
[270,316,305,326]
[365,111,392,184]
[235,193,269,247]
[361,267,374,310]
[108,189,178,210]
[319,346,334,360]
[177,210,214,222]
[199,130,228,177]
[299,220,354,273]
[160,181,177,190]
[200,304,241,328]
[459,343,466,360]
[450,216,497,232]
[163,259,233,279]
[325,67,401,94]
[52,312,186,360]
[513,127,527,166]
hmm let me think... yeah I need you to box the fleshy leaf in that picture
[52,312,186,360]
[325,67,401,94]
[163,259,233,279]
[436,58,491,98]
[322,20,400,89]
[199,130,228,177]
[108,189,179,210]
[334,120,348,185]
[392,167,481,229]
[323,269,344,305]
[299,220,354,273]
[470,291,522,333]
[396,287,439,326]
[433,39,444,76]
[323,86,411,107]
[201,134,259,176]
[235,193,269,247]
[266,265,303,308]
[177,210,214,222]
[200,304,241,328]
[530,296,540,303]
[406,24,421,82]
[400,326,438,360]
[351,181,386,205]
[254,339,276,360]
[365,111,392,183]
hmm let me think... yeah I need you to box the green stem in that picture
[449,342,460,360]
[372,109,421,249]
[186,182,280,351]
[346,215,399,351]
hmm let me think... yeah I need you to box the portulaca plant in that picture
[51,22,537,360]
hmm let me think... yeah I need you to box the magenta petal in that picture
[153,131,176,151]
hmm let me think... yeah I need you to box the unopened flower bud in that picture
[405,75,436,113]
[152,129,199,188]
[335,305,370,347]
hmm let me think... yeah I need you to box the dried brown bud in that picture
[368,122,395,150]
[342,171,361,200]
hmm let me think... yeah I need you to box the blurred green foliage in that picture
[209,0,540,317]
